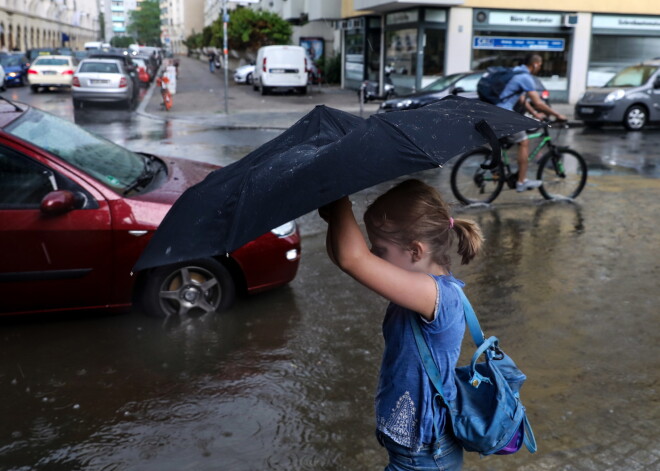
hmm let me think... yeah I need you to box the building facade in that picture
[102,0,136,41]
[162,0,204,53]
[0,0,100,51]
[344,0,660,102]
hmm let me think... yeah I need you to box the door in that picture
[0,146,113,314]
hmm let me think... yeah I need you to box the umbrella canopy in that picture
[134,96,538,272]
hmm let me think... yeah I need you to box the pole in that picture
[222,0,229,114]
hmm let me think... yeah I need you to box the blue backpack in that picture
[409,283,537,456]
[477,67,525,105]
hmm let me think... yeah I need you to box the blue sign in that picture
[473,36,565,51]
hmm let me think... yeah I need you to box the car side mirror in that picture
[452,87,465,95]
[40,190,83,215]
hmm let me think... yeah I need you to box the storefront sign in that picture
[473,36,565,51]
[593,15,660,31]
[488,11,562,27]
[386,10,419,26]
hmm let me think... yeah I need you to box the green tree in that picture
[127,0,161,46]
[205,8,292,51]
[110,36,134,48]
[99,13,106,41]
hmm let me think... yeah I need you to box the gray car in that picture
[71,58,135,109]
[575,60,660,131]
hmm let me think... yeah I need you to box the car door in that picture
[0,145,113,314]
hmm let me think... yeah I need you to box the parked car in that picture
[253,45,308,95]
[0,99,301,318]
[0,54,27,86]
[379,72,482,112]
[87,50,140,96]
[72,58,136,108]
[378,71,549,112]
[575,59,660,130]
[234,63,255,85]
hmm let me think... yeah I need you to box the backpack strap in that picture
[498,69,528,103]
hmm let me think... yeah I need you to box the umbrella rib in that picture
[375,117,440,165]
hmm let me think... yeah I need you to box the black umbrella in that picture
[134,96,538,272]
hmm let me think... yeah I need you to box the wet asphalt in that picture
[0,56,658,470]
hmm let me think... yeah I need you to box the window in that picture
[0,148,55,209]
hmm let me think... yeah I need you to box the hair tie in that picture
[449,217,454,229]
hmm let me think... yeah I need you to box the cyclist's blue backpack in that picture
[477,67,524,105]
[409,283,537,456]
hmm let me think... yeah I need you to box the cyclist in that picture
[497,53,567,192]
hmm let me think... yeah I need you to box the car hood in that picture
[579,86,644,103]
[135,155,218,205]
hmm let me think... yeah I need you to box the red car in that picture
[0,100,301,318]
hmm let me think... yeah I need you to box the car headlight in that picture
[604,89,625,103]
[8,72,17,77]
[271,221,296,237]
[396,99,413,109]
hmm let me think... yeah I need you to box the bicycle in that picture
[450,122,588,205]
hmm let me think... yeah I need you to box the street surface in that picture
[1,58,659,470]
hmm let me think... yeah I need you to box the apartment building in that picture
[161,0,204,53]
[243,0,342,65]
[0,0,100,51]
[102,0,137,41]
[342,1,660,103]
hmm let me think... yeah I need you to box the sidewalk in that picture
[138,55,576,129]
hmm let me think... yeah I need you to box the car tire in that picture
[30,85,39,93]
[260,85,269,96]
[246,73,253,85]
[140,258,236,320]
[298,86,307,95]
[623,105,648,131]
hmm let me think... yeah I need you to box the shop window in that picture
[345,28,365,82]
[471,32,570,94]
[386,28,417,91]
[588,35,660,87]
[422,29,445,87]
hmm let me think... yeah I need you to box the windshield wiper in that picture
[0,96,23,112]
[123,155,160,195]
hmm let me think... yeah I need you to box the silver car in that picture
[575,60,660,130]
[71,58,135,109]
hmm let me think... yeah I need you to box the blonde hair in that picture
[364,179,483,267]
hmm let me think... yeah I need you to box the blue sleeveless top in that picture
[375,274,465,450]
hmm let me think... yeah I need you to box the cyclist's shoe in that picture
[516,179,542,192]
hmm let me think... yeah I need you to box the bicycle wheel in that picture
[450,148,505,205]
[536,149,588,200]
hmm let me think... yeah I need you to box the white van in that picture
[253,45,308,95]
[84,41,110,51]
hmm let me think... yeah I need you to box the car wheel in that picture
[246,73,253,85]
[141,258,236,320]
[30,85,39,93]
[261,85,269,96]
[298,86,307,95]
[623,105,647,131]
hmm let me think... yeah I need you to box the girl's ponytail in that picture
[453,217,484,265]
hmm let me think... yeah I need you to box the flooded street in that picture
[0,87,659,470]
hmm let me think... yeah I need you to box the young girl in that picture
[320,179,483,471]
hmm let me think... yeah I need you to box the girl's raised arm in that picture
[323,197,439,321]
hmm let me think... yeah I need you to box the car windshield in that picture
[34,58,69,66]
[5,108,144,192]
[421,73,467,92]
[79,62,120,73]
[0,56,22,67]
[605,65,658,88]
